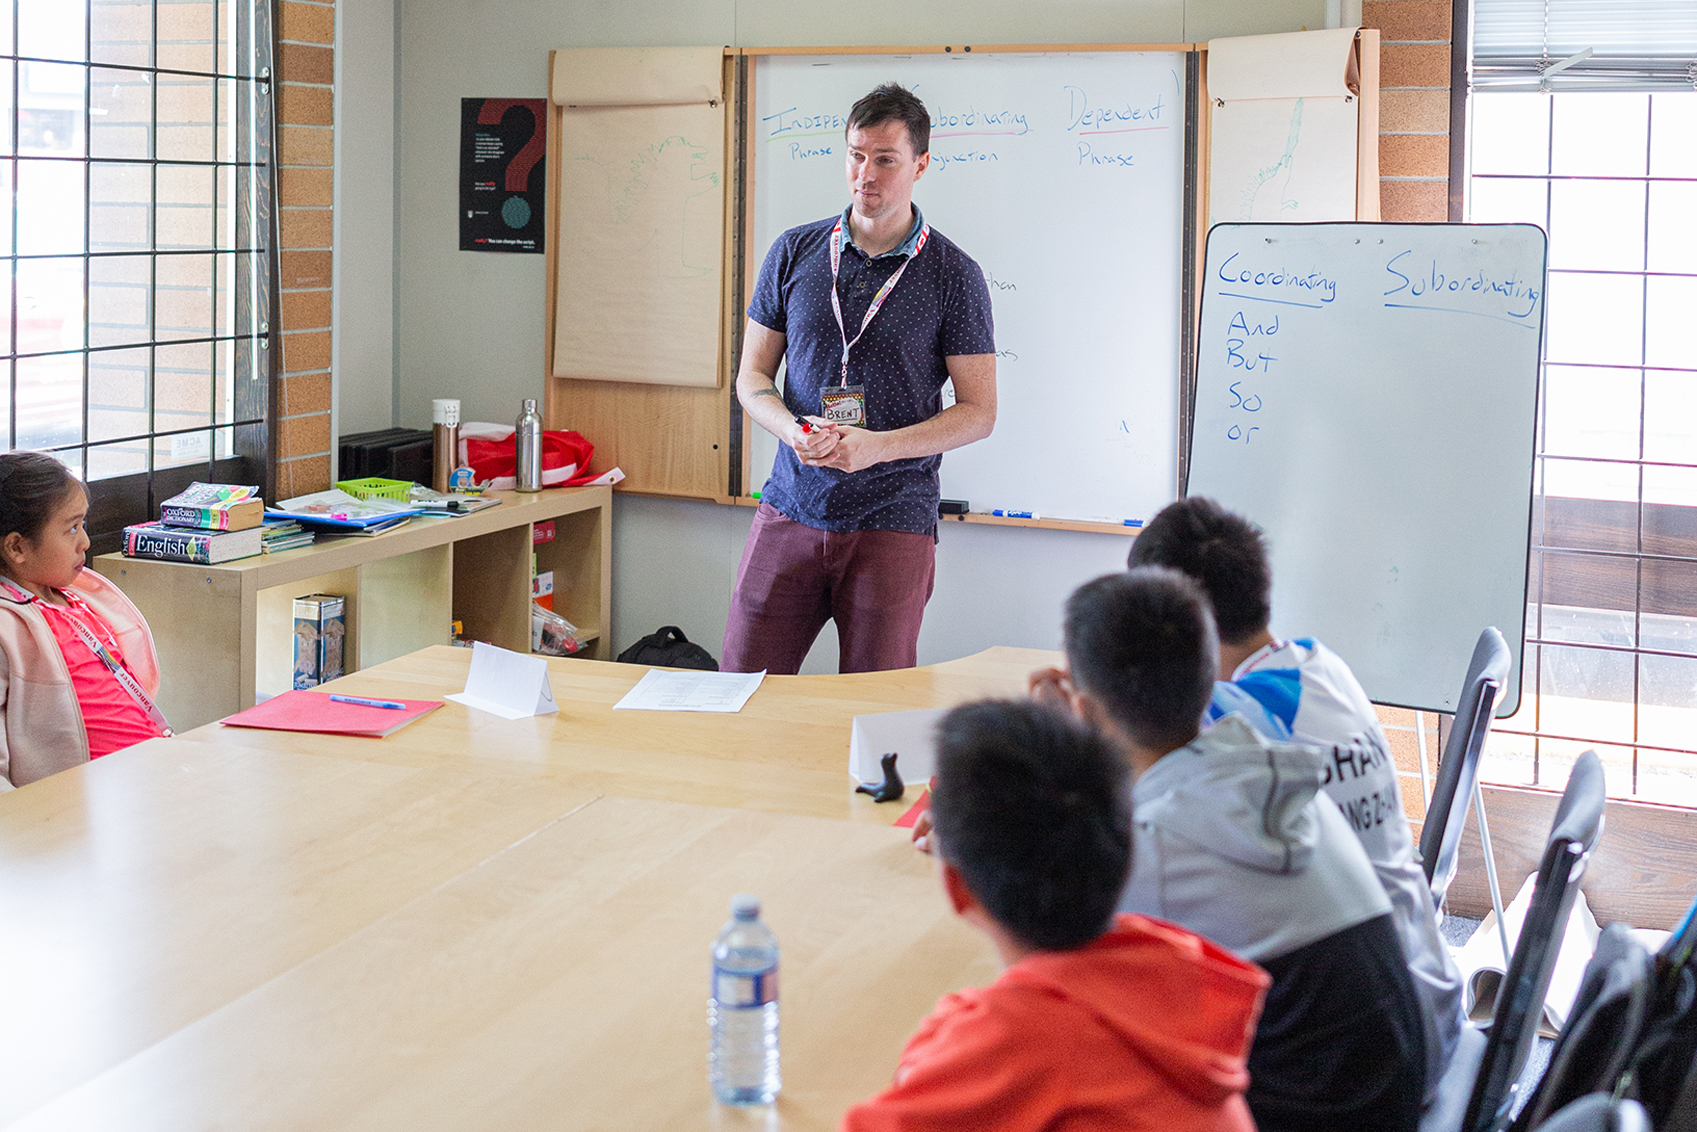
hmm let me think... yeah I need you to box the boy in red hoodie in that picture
[842,700,1271,1132]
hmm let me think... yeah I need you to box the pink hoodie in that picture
[842,913,1270,1132]
[0,568,159,791]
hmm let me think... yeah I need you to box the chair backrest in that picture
[1511,923,1654,1130]
[1463,749,1607,1132]
[1533,1094,1650,1132]
[1420,627,1512,908]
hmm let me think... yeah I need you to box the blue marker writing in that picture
[992,509,1037,519]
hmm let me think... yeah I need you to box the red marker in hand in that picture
[794,414,817,434]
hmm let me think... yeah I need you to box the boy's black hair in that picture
[0,451,79,548]
[931,699,1130,952]
[846,82,930,156]
[1064,566,1218,752]
[1127,496,1272,645]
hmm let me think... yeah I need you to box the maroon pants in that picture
[722,503,936,674]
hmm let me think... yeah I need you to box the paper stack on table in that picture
[613,669,765,713]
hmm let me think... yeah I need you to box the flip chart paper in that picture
[445,641,559,720]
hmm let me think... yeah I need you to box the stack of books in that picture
[261,518,315,554]
[122,483,267,564]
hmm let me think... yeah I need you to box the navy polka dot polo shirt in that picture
[748,206,996,536]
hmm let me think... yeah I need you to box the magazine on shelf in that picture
[267,489,423,530]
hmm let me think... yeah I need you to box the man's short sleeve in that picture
[938,250,995,358]
[747,233,791,334]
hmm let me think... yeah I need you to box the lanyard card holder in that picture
[821,386,866,427]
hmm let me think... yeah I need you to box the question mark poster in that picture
[460,98,547,253]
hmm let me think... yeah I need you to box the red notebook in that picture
[220,690,442,738]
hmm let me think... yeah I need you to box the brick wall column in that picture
[274,0,335,496]
[1366,0,1455,222]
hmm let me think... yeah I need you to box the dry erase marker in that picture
[328,694,407,710]
[793,414,816,434]
[992,509,1037,519]
[1124,519,1144,528]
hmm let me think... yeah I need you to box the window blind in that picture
[1473,0,1697,90]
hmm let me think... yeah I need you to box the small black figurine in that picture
[855,752,905,803]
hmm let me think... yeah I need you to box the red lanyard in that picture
[827,216,930,387]
[1,578,172,736]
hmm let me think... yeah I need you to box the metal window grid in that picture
[1470,92,1697,800]
[3,0,278,548]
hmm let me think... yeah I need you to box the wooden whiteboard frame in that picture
[731,43,1203,536]
[542,37,1380,516]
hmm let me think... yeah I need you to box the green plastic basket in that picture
[335,476,414,501]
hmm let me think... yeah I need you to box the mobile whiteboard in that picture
[1188,222,1545,713]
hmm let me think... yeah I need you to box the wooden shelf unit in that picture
[93,486,612,732]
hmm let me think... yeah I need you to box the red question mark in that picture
[477,99,546,192]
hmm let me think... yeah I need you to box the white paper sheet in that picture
[1452,871,1601,1039]
[612,669,765,713]
[849,707,948,786]
[444,642,559,720]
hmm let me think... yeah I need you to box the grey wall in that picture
[332,0,398,442]
[345,0,1328,671]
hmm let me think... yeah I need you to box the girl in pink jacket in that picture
[0,452,166,791]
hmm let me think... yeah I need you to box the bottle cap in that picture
[432,399,460,427]
[522,399,537,413]
[730,893,761,919]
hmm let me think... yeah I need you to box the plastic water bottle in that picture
[708,893,781,1105]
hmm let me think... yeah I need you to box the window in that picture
[4,0,277,550]
[1466,2,1697,804]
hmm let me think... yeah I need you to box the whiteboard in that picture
[1189,222,1545,713]
[747,51,1187,524]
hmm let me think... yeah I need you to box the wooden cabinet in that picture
[93,487,611,731]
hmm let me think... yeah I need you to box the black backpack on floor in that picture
[616,626,719,671]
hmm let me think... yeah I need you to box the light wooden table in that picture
[174,644,1055,821]
[0,648,1046,1130]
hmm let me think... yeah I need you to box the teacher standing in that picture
[723,83,998,675]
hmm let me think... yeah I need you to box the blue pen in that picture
[328,694,407,710]
[992,509,1036,519]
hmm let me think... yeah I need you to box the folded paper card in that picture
[849,706,948,786]
[444,641,559,720]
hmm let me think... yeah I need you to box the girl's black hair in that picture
[0,451,79,544]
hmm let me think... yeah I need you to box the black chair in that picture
[1532,1094,1650,1132]
[1511,923,1654,1130]
[1461,749,1608,1132]
[1420,627,1512,910]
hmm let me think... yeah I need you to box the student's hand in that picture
[801,425,887,473]
[910,808,934,854]
[789,417,840,461]
[1028,666,1075,709]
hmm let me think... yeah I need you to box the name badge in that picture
[821,386,866,427]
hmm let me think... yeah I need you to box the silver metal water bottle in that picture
[515,399,542,492]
